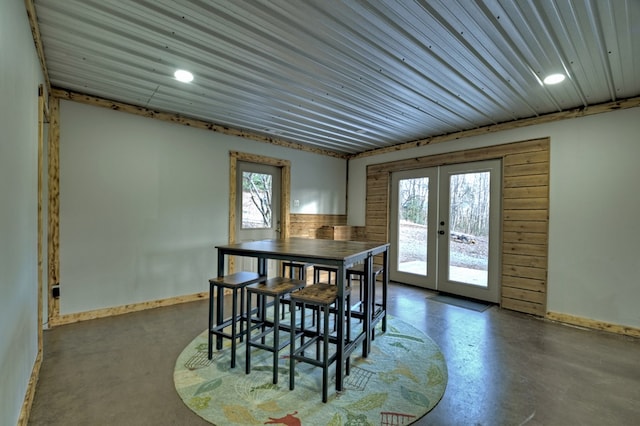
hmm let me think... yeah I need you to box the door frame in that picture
[228,151,291,272]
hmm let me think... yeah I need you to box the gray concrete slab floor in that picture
[28,282,640,425]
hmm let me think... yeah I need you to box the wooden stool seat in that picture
[208,271,265,368]
[210,271,264,287]
[291,283,339,305]
[248,276,306,297]
[246,277,306,384]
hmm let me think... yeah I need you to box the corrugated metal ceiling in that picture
[32,0,640,156]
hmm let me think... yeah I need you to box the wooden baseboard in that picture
[546,312,640,338]
[49,292,208,327]
[18,350,42,426]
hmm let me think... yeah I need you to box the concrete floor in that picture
[29,282,640,425]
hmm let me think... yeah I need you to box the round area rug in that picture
[174,317,447,425]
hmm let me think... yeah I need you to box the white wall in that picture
[348,107,640,329]
[0,0,44,424]
[58,101,346,315]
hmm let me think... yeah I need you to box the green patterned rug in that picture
[174,316,447,425]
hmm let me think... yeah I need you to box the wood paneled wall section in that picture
[366,138,550,316]
[317,225,367,241]
[289,214,347,238]
[501,143,549,315]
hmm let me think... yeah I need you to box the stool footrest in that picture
[210,327,245,340]
[291,352,338,369]
[250,337,291,353]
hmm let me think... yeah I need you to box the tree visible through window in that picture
[242,172,272,228]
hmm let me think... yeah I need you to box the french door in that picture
[389,160,502,302]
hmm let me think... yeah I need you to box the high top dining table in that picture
[215,237,389,391]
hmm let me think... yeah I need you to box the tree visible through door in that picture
[446,171,491,287]
[242,171,273,229]
[391,160,501,302]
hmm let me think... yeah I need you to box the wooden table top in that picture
[216,237,389,263]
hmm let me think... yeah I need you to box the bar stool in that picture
[289,283,351,402]
[280,261,311,319]
[347,263,384,319]
[208,271,265,368]
[282,261,310,281]
[245,277,306,384]
[312,264,337,284]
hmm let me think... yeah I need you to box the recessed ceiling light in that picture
[543,73,565,85]
[174,69,194,83]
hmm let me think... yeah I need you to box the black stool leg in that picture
[300,302,306,357]
[272,296,280,384]
[208,282,214,359]
[245,290,252,375]
[230,288,238,368]
[322,303,330,403]
[289,301,297,391]
[259,294,267,344]
[315,307,321,360]
[359,274,364,316]
[215,285,224,351]
[240,285,246,343]
[371,275,376,342]
[345,291,351,370]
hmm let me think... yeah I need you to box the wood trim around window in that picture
[228,151,291,272]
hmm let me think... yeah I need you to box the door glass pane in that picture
[242,172,272,229]
[397,177,429,275]
[448,171,490,286]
